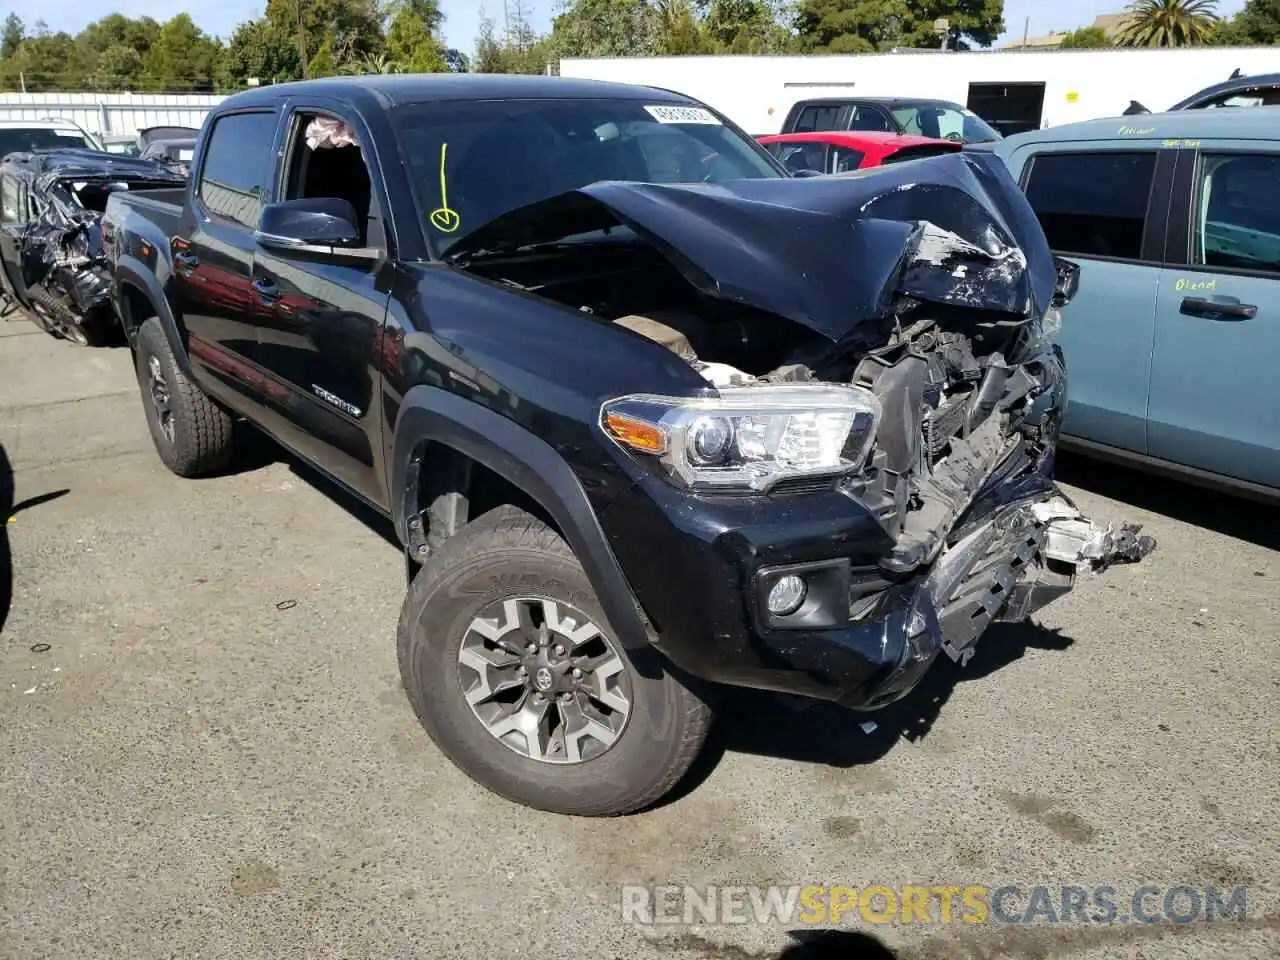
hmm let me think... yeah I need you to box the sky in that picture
[21,0,1249,53]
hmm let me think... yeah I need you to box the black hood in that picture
[444,152,1058,343]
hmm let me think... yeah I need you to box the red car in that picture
[757,131,962,175]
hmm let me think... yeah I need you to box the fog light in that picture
[767,575,807,616]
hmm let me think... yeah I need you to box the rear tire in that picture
[134,317,233,477]
[397,505,714,816]
[27,287,114,347]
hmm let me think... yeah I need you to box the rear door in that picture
[1006,141,1174,455]
[1147,142,1280,489]
[176,108,282,412]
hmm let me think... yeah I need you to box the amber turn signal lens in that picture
[605,411,667,454]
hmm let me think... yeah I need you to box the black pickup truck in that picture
[102,75,1151,817]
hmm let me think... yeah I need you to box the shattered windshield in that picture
[890,104,1001,143]
[392,98,782,255]
[0,128,97,156]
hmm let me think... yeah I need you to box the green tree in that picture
[1216,0,1280,42]
[701,0,791,51]
[2,13,24,59]
[1115,0,1220,46]
[656,0,710,52]
[89,43,146,89]
[309,30,340,76]
[386,3,446,72]
[795,0,1001,52]
[223,17,298,86]
[550,0,662,58]
[141,14,223,91]
[1059,25,1113,47]
[445,48,470,71]
[1,29,91,90]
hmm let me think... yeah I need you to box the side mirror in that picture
[1052,256,1081,307]
[254,197,380,264]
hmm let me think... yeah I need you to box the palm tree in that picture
[1116,0,1220,46]
[341,53,401,75]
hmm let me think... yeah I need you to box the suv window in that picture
[772,142,828,174]
[198,112,278,229]
[850,108,891,133]
[1196,153,1280,273]
[1023,151,1157,260]
[792,104,842,133]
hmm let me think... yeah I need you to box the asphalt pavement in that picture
[2,317,1278,959]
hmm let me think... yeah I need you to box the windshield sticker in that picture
[429,142,461,234]
[54,130,83,137]
[644,105,721,125]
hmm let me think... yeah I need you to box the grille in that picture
[769,475,838,497]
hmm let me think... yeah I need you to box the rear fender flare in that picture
[391,386,651,653]
[114,256,189,373]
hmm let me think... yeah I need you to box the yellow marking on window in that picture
[429,142,461,234]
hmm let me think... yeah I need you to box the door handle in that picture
[252,278,280,303]
[1179,296,1257,321]
[173,251,199,276]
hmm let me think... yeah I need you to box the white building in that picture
[559,47,1280,136]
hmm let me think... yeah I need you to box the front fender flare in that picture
[391,386,650,652]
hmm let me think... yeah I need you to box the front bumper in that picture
[597,462,1153,711]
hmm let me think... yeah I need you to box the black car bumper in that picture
[597,457,1104,710]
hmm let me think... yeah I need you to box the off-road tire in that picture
[134,317,233,477]
[397,504,714,816]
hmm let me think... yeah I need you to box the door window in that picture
[283,112,377,245]
[197,111,279,229]
[850,107,891,133]
[0,176,22,223]
[792,104,842,133]
[1023,151,1157,260]
[831,145,865,172]
[1194,153,1280,273]
[774,142,828,174]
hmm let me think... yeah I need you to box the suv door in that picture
[178,109,282,410]
[0,172,30,303]
[1147,144,1280,490]
[248,102,393,508]
[1005,142,1174,455]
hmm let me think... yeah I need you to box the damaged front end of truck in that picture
[446,151,1156,706]
[0,149,185,344]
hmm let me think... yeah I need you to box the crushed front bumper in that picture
[602,467,1155,711]
[855,487,1155,710]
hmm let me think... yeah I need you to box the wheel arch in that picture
[114,257,189,373]
[391,386,652,653]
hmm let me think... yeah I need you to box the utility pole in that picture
[1021,16,1029,48]
[296,0,310,80]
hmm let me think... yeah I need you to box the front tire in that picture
[397,505,713,816]
[134,317,233,477]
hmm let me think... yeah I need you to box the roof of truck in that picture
[219,74,703,111]
[995,106,1280,146]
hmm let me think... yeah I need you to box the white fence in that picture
[0,92,226,137]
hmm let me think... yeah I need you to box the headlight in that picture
[601,384,881,493]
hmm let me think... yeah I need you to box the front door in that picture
[1148,146,1280,490]
[1013,143,1173,455]
[175,109,282,415]
[249,105,391,508]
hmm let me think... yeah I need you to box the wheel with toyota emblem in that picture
[396,504,713,816]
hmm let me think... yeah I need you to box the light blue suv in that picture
[981,109,1280,502]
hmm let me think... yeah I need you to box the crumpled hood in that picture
[445,151,1058,343]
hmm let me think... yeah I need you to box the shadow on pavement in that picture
[1056,450,1280,551]
[778,928,899,958]
[0,443,71,636]
[0,443,10,634]
[665,619,1074,803]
